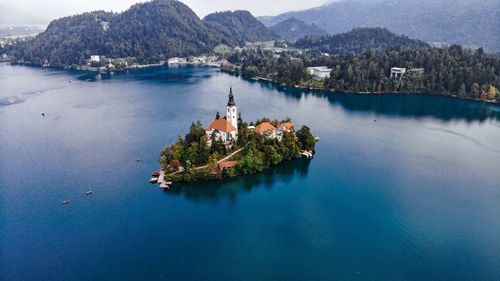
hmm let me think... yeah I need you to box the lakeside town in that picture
[3,40,298,72]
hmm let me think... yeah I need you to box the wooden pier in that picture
[157,170,171,189]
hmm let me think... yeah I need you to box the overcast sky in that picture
[0,0,329,25]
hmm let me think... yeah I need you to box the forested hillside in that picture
[203,11,275,45]
[295,28,429,54]
[4,0,272,66]
[269,18,327,42]
[226,45,500,101]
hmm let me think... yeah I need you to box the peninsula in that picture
[157,87,316,183]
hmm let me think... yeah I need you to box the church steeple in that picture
[228,86,235,106]
[226,86,238,135]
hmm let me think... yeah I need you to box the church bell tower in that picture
[227,86,238,132]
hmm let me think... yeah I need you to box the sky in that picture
[0,0,330,25]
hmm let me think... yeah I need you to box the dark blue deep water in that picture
[1,64,499,281]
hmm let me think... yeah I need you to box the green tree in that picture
[264,145,282,166]
[185,121,206,144]
[186,142,199,166]
[281,131,300,160]
[210,137,226,155]
[296,126,316,152]
[488,85,497,100]
[471,83,481,99]
[197,137,210,165]
[458,83,466,97]
[159,146,173,169]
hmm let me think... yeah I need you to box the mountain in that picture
[104,0,226,59]
[294,27,429,54]
[5,0,231,66]
[259,0,500,52]
[203,11,275,45]
[269,18,328,42]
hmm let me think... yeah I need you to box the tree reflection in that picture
[239,75,500,123]
[163,159,311,202]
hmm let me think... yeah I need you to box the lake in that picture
[1,63,499,281]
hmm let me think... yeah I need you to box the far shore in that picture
[9,60,221,72]
[227,71,500,105]
[5,61,498,105]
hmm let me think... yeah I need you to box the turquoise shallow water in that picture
[1,64,499,281]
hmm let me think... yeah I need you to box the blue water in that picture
[1,64,499,281]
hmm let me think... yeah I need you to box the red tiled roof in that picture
[255,122,276,134]
[218,161,238,169]
[207,118,237,133]
[279,122,294,130]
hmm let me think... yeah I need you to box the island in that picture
[156,87,317,184]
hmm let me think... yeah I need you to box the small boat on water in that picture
[62,200,70,205]
[315,136,320,142]
[151,171,160,177]
[85,191,93,195]
[149,178,158,184]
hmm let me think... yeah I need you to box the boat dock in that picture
[300,150,314,159]
[156,170,172,189]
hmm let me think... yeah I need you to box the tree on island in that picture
[159,117,316,182]
[296,126,316,152]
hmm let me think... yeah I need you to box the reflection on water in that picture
[76,66,213,84]
[238,75,500,123]
[1,64,499,281]
[165,159,311,202]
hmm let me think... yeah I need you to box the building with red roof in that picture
[206,87,238,145]
[279,122,294,132]
[218,161,238,170]
[254,122,277,138]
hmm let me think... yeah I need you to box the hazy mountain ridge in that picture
[270,18,328,42]
[294,27,429,54]
[259,0,500,51]
[0,25,46,37]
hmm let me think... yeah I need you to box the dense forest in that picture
[203,11,275,46]
[2,0,273,66]
[159,119,316,182]
[269,18,328,42]
[294,28,429,54]
[225,45,500,101]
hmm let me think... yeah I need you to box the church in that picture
[206,87,239,145]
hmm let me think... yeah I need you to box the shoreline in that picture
[225,71,500,105]
[161,156,312,185]
[6,61,499,105]
[9,60,222,73]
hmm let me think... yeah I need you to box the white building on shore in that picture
[390,67,406,80]
[307,66,332,79]
[90,55,100,63]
